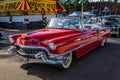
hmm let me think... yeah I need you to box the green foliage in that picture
[83,0,89,9]
[58,0,89,12]
[74,3,81,11]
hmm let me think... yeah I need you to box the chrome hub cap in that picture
[61,52,72,69]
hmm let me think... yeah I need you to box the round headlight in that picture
[48,42,56,50]
[9,37,14,43]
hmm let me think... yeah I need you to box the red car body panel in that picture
[9,26,110,58]
[8,18,111,69]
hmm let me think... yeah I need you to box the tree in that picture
[60,0,74,13]
[58,0,89,12]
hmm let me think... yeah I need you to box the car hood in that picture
[17,28,81,46]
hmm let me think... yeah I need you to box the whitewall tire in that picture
[60,52,72,69]
[101,39,106,46]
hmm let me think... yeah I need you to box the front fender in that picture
[9,34,22,46]
[47,33,82,54]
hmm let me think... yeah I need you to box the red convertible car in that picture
[8,18,110,69]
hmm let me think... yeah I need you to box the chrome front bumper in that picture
[8,46,63,64]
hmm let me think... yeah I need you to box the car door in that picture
[76,28,98,57]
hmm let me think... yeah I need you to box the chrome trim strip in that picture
[27,58,63,64]
[57,39,98,56]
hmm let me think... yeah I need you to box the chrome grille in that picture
[20,47,43,54]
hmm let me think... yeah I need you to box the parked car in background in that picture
[0,32,4,40]
[8,18,110,69]
[84,17,103,29]
[86,17,102,24]
[102,15,120,36]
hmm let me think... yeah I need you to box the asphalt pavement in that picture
[0,28,120,80]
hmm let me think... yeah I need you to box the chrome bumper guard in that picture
[8,46,63,64]
[8,46,18,55]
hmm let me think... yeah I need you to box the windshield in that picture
[86,17,99,24]
[46,18,81,29]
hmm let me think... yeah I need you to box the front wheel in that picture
[59,52,72,69]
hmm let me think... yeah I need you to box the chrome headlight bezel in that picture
[48,42,56,50]
[9,37,14,43]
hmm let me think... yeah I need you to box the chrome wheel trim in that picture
[101,39,106,46]
[61,52,72,69]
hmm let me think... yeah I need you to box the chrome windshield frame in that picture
[46,18,83,30]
